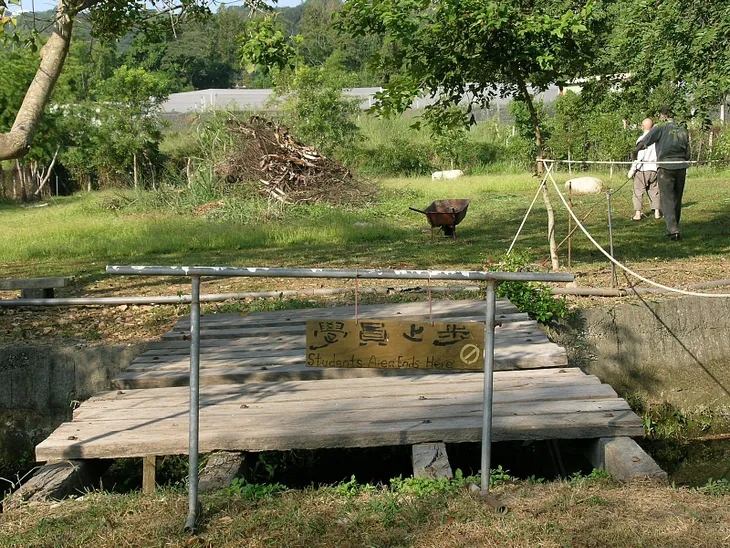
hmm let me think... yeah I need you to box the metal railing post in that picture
[184,275,201,533]
[606,191,616,288]
[481,279,496,494]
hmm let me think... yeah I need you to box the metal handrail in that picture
[106,265,573,282]
[106,265,574,532]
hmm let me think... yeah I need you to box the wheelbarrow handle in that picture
[409,207,429,215]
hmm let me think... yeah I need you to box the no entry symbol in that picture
[460,344,481,365]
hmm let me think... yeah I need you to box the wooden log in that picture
[3,460,106,509]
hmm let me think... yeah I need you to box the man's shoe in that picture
[670,233,681,241]
[631,212,643,221]
[654,210,662,219]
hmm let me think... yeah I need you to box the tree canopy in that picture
[337,0,603,140]
[606,0,730,119]
[1,0,730,164]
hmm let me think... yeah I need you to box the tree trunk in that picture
[518,81,559,270]
[30,161,39,196]
[15,160,23,201]
[133,153,138,189]
[34,145,60,195]
[0,3,74,161]
[542,185,559,270]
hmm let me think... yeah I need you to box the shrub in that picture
[486,252,568,324]
[354,138,434,175]
[273,65,361,157]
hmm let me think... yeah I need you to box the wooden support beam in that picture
[142,455,157,495]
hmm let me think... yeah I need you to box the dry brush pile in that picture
[216,116,373,205]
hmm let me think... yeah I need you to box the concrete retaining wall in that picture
[0,343,143,479]
[554,296,730,409]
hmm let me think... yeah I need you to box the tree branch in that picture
[34,144,60,195]
[0,3,74,161]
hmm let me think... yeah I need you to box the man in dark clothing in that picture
[635,105,691,241]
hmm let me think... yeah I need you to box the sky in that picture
[17,0,305,14]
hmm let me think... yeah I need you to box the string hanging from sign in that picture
[354,269,359,325]
[427,271,433,326]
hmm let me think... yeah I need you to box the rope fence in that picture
[507,160,730,298]
[541,161,730,298]
[539,158,730,179]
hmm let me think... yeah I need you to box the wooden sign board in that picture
[306,319,485,371]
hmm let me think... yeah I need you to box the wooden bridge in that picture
[36,299,644,463]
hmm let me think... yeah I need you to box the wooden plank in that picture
[78,375,604,416]
[113,353,568,388]
[55,398,636,433]
[94,369,594,405]
[0,276,73,290]
[139,344,307,359]
[36,409,644,461]
[164,315,533,340]
[74,394,626,422]
[132,335,561,364]
[142,456,156,495]
[174,299,520,328]
[144,335,304,351]
[113,363,577,389]
[166,314,532,339]
[128,345,567,370]
[107,367,588,398]
[125,343,567,372]
[161,325,306,340]
[83,382,615,414]
[172,310,527,332]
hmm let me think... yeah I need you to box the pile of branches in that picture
[216,116,370,205]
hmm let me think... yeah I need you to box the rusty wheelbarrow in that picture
[409,199,471,240]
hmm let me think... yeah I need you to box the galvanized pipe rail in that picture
[106,265,574,532]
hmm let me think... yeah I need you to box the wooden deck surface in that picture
[36,368,643,461]
[35,299,644,463]
[113,299,567,389]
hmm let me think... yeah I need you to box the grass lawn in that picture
[1,168,729,288]
[2,477,730,547]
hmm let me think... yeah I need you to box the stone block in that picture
[199,451,248,493]
[412,442,453,480]
[586,437,667,483]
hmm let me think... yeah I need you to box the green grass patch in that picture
[4,476,730,548]
[2,169,730,288]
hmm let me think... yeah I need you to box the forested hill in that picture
[7,0,380,93]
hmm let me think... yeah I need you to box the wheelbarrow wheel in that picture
[443,225,455,237]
